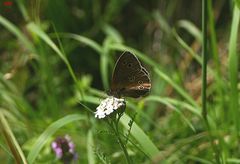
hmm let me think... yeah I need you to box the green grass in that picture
[0,0,240,163]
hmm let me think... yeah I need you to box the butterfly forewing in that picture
[110,51,151,98]
[111,52,141,85]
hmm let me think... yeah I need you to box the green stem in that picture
[113,118,132,164]
[229,4,240,136]
[207,0,225,116]
[202,0,221,163]
[202,0,207,122]
[106,116,131,164]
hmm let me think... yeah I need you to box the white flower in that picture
[95,96,125,119]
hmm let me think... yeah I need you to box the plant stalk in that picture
[113,119,132,164]
[202,0,222,163]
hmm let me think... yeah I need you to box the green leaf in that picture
[120,114,159,158]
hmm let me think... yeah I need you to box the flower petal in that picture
[95,96,125,119]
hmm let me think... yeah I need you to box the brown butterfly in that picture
[109,51,151,98]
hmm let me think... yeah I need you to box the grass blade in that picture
[228,5,240,131]
[0,15,35,53]
[120,114,159,158]
[26,23,83,96]
[61,33,102,54]
[87,130,96,164]
[177,20,202,43]
[144,96,199,132]
[27,114,86,164]
[154,68,198,108]
[0,111,27,164]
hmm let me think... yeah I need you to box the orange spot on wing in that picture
[128,83,151,90]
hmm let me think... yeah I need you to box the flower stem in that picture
[113,119,132,164]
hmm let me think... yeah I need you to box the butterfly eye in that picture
[138,80,143,84]
[138,85,144,90]
[127,63,133,68]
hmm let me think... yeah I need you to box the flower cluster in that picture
[51,135,77,164]
[95,96,126,119]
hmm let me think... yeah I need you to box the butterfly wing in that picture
[110,51,151,98]
[119,68,151,98]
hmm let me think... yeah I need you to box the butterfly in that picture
[108,51,151,98]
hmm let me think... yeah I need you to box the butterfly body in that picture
[109,51,151,98]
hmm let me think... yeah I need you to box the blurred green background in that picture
[0,0,240,163]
